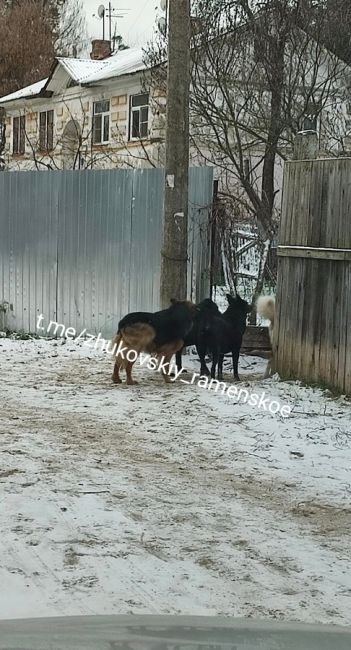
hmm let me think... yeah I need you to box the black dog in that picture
[198,294,251,381]
[175,298,220,375]
[117,299,198,347]
[113,300,199,385]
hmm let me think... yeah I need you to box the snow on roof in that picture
[58,47,146,84]
[85,48,146,82]
[0,78,48,104]
[56,57,109,83]
[0,48,147,105]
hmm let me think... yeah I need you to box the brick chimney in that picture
[90,40,112,61]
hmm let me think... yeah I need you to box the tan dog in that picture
[257,295,275,342]
[257,295,276,378]
[111,323,184,385]
[111,300,198,385]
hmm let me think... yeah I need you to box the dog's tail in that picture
[257,295,275,328]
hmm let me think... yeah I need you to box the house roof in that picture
[0,48,146,105]
[0,78,49,104]
[56,57,108,84]
[57,48,146,84]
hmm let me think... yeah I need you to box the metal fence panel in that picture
[0,171,59,333]
[0,167,213,337]
[56,169,135,338]
[129,168,164,317]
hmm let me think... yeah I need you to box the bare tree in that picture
[145,1,349,305]
[319,0,351,64]
[0,1,88,98]
[0,0,56,97]
[191,1,347,226]
[53,0,88,57]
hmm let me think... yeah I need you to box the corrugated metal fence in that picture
[0,167,213,337]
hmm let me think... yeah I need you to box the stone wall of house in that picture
[1,79,166,172]
[110,94,128,139]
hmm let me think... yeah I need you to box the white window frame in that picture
[0,119,6,148]
[13,115,26,155]
[39,109,54,152]
[302,102,321,133]
[129,93,149,141]
[302,114,318,132]
[92,100,110,145]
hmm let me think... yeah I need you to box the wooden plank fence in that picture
[275,157,351,395]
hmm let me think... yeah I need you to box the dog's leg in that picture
[112,335,123,383]
[176,348,183,372]
[264,352,276,379]
[160,352,173,383]
[173,347,187,375]
[217,353,224,381]
[197,338,210,376]
[157,341,184,383]
[169,348,188,377]
[125,360,138,385]
[263,358,272,379]
[263,325,275,379]
[112,358,122,384]
[211,350,219,379]
[232,348,240,381]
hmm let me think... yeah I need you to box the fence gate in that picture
[275,157,351,394]
[0,167,213,337]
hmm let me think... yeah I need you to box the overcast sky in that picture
[83,0,159,48]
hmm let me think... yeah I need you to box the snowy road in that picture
[0,338,350,624]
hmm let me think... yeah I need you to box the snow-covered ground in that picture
[0,337,350,625]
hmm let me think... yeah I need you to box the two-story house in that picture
[0,40,165,171]
[1,34,351,211]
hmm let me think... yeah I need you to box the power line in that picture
[128,0,153,37]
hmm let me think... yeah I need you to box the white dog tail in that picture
[257,295,275,328]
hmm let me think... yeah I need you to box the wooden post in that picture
[160,0,191,308]
[293,130,318,160]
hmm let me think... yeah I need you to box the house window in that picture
[93,100,110,144]
[129,93,149,140]
[244,157,251,180]
[13,116,26,155]
[39,110,54,151]
[302,114,318,131]
[302,102,321,132]
[0,120,5,149]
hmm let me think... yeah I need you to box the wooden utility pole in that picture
[160,0,191,308]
